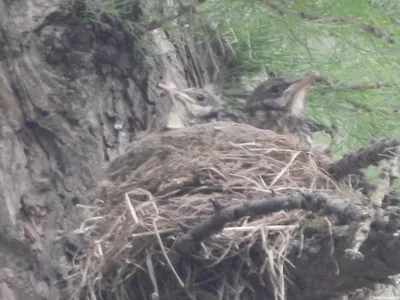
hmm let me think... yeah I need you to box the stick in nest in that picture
[328,138,400,180]
[345,149,399,260]
[175,192,363,255]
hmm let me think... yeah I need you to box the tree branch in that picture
[314,76,398,113]
[262,0,395,43]
[328,139,400,181]
[344,155,398,260]
[175,192,363,254]
[315,75,397,91]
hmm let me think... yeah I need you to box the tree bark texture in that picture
[0,0,216,298]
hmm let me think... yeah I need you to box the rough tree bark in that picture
[0,0,217,298]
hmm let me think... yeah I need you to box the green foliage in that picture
[73,0,399,174]
[75,0,137,22]
[198,0,400,156]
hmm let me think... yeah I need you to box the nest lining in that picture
[71,122,346,300]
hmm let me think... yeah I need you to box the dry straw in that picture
[69,122,345,300]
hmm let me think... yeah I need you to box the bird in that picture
[183,87,252,124]
[157,84,222,129]
[245,74,316,149]
[158,74,316,149]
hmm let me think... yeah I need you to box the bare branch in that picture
[262,0,395,43]
[328,139,400,181]
[344,155,397,260]
[315,75,397,91]
[175,192,363,254]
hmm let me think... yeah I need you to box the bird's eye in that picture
[196,93,205,102]
[270,86,281,94]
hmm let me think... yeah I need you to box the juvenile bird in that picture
[245,74,316,149]
[158,84,222,129]
[184,87,251,124]
[159,75,316,149]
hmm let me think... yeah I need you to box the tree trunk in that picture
[0,0,218,298]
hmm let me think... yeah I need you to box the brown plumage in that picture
[158,84,222,129]
[176,87,250,125]
[159,75,316,149]
[245,74,316,149]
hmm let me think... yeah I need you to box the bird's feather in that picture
[166,110,185,129]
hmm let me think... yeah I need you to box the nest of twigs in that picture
[70,122,347,300]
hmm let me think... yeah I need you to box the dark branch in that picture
[315,75,397,91]
[262,1,395,43]
[324,83,395,91]
[307,119,337,136]
[175,192,363,254]
[314,76,398,113]
[328,139,400,181]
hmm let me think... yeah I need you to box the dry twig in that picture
[328,138,400,181]
[175,192,363,254]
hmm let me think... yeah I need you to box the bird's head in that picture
[182,87,221,115]
[158,84,221,129]
[246,74,316,115]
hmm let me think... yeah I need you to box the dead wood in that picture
[175,192,363,254]
[328,138,400,180]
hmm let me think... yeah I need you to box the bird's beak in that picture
[174,93,197,104]
[291,74,316,88]
[157,83,197,104]
[284,74,316,114]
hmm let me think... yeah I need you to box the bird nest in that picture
[70,122,346,300]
